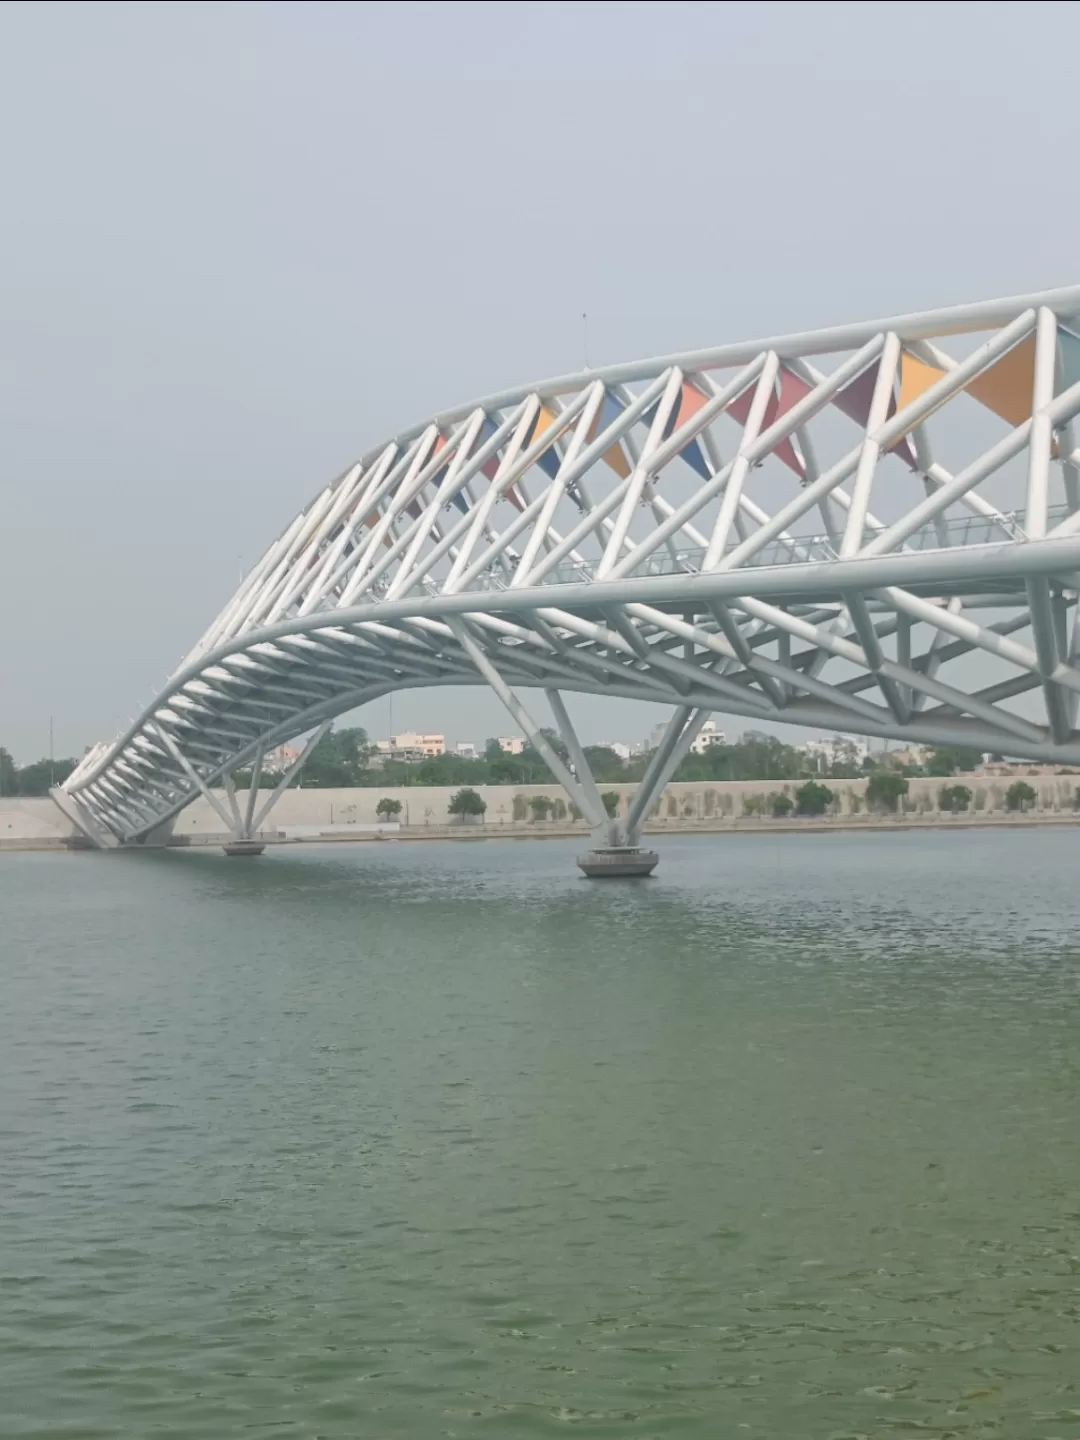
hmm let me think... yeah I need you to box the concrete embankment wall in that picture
[4,772,1080,847]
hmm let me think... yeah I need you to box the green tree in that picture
[795,780,834,816]
[600,790,620,817]
[529,795,553,821]
[771,792,794,817]
[375,796,402,821]
[926,745,983,776]
[1005,780,1037,812]
[0,747,17,796]
[582,747,627,782]
[412,753,482,787]
[823,740,866,778]
[7,756,77,795]
[448,787,486,820]
[523,728,567,765]
[938,783,973,813]
[485,753,526,784]
[673,732,811,784]
[866,771,909,812]
[511,793,529,822]
[303,726,370,787]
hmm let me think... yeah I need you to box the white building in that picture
[495,736,525,755]
[688,720,726,755]
[646,720,726,755]
[453,741,479,760]
[395,731,445,758]
[599,741,634,761]
[370,732,446,763]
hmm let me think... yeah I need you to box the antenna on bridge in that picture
[582,312,590,370]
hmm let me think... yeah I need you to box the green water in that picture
[2,831,1080,1438]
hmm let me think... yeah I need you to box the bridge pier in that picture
[452,618,709,876]
[222,838,267,857]
[451,621,660,874]
[215,722,331,854]
[574,704,711,877]
[149,721,332,856]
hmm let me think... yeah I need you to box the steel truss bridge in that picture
[56,284,1080,856]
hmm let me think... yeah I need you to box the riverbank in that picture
[4,807,1079,853]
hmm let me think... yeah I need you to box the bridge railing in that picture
[467,504,1070,591]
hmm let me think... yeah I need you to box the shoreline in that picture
[4,809,1079,854]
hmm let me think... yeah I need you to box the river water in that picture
[2,831,1079,1438]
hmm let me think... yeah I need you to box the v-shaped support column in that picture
[448,620,607,833]
[625,707,711,842]
[152,720,331,855]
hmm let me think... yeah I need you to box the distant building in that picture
[453,741,479,760]
[495,736,525,755]
[370,732,446,763]
[599,741,633,761]
[262,743,303,774]
[395,731,445,758]
[646,720,726,755]
[886,745,930,770]
[974,758,1067,776]
[688,720,726,756]
[801,733,873,770]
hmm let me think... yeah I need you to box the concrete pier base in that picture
[576,846,659,878]
[222,840,266,857]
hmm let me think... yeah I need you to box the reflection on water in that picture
[3,830,1080,1437]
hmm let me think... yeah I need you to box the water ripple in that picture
[2,831,1080,1436]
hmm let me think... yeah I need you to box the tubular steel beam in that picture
[57,288,1080,847]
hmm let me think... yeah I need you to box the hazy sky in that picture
[2,0,1078,761]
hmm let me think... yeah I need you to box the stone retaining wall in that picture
[4,770,1078,846]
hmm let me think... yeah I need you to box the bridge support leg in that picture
[543,688,664,878]
[221,723,331,855]
[622,706,711,847]
[50,786,121,849]
[449,621,656,874]
[153,721,329,855]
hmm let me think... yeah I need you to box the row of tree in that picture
[395,775,1046,825]
[0,748,77,797]
[0,729,1011,802]
[234,727,994,790]
[721,776,1043,818]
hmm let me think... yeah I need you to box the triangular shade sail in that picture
[726,369,808,477]
[834,360,918,469]
[587,391,632,479]
[895,331,1055,434]
[524,405,563,480]
[665,382,712,480]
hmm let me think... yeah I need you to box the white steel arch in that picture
[57,284,1080,851]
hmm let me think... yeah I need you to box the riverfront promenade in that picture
[5,772,1079,851]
